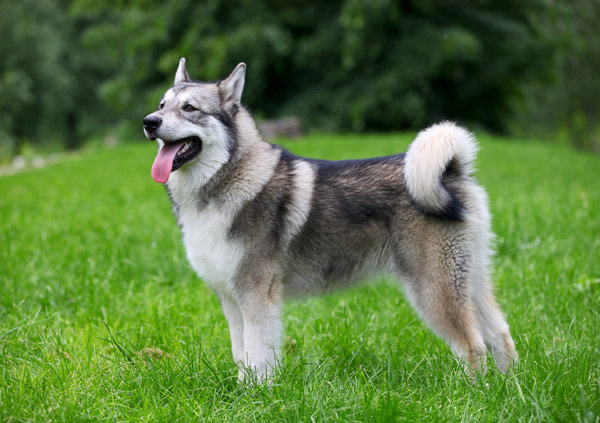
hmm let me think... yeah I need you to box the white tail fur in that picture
[403,122,478,218]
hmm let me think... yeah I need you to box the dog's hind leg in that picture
[472,282,517,373]
[465,187,517,373]
[465,205,517,373]
[397,234,487,376]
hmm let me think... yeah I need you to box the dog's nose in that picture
[143,115,162,132]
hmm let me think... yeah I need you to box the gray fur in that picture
[143,59,517,382]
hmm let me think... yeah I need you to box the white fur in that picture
[218,293,245,366]
[404,121,478,212]
[162,88,177,104]
[182,203,245,294]
[241,301,282,381]
[282,160,316,246]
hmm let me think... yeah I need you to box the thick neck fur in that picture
[166,107,281,215]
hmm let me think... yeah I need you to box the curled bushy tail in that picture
[403,122,478,220]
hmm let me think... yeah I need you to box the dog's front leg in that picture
[238,277,283,383]
[217,292,245,375]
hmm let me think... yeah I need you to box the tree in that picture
[71,0,553,134]
[6,0,592,151]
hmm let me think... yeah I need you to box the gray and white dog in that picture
[143,58,517,382]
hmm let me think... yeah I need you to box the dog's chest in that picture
[177,202,244,292]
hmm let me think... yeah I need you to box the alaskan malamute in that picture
[143,58,517,382]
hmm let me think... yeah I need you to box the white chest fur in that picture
[177,201,245,294]
[164,137,280,295]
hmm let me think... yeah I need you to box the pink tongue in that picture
[151,142,184,183]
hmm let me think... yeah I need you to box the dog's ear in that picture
[174,58,191,84]
[218,63,246,113]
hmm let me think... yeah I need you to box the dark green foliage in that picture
[0,0,598,150]
[0,0,118,153]
[70,0,550,133]
[512,0,600,152]
[0,0,68,148]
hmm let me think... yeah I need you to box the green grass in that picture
[1,133,599,422]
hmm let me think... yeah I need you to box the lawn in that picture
[1,133,599,422]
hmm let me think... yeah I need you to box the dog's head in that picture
[143,58,246,183]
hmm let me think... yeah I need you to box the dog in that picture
[143,58,517,382]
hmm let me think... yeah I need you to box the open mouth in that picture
[151,136,202,183]
[171,136,202,171]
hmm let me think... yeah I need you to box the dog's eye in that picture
[159,102,165,110]
[183,104,197,112]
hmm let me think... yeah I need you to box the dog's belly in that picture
[179,204,244,294]
[281,248,390,298]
